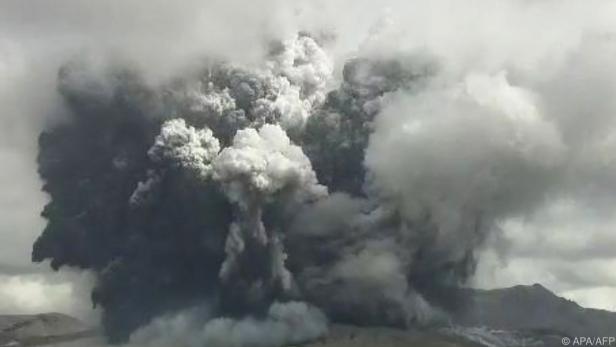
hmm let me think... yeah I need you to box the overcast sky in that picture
[2,0,616,319]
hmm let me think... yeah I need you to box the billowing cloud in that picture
[2,1,616,347]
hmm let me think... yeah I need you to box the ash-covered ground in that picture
[4,284,616,347]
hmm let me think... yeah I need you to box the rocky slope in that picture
[3,284,616,347]
[453,284,616,338]
[297,325,484,347]
[0,313,96,347]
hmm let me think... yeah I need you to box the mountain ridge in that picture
[2,284,614,347]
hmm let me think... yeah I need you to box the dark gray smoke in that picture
[31,30,601,346]
[32,35,446,343]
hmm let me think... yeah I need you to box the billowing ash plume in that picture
[32,30,594,346]
[34,34,337,343]
[212,124,326,313]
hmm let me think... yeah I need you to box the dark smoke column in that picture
[32,34,336,343]
[32,66,234,342]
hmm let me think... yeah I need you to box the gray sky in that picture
[1,0,616,318]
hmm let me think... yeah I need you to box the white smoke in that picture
[365,72,565,266]
[148,118,221,177]
[130,118,220,205]
[213,124,326,204]
[174,34,333,134]
[213,124,326,296]
[257,35,333,130]
[127,301,327,347]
